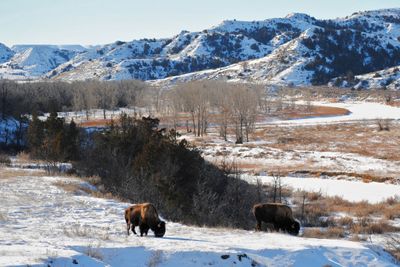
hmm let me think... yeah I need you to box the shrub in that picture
[0,154,11,165]
[352,220,400,235]
[303,227,346,239]
[386,235,400,263]
[76,115,267,229]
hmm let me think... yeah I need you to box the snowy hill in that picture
[0,168,397,267]
[0,43,14,63]
[331,66,400,90]
[1,8,400,88]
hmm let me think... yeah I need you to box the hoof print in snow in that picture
[237,253,248,261]
[221,254,230,260]
[72,259,78,264]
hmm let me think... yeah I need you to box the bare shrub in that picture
[386,235,400,263]
[0,154,11,165]
[336,216,354,227]
[84,244,103,261]
[352,219,400,235]
[63,225,92,238]
[299,203,330,227]
[377,119,391,131]
[63,224,110,240]
[15,151,32,163]
[383,203,400,220]
[306,191,323,201]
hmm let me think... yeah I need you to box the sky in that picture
[0,0,399,46]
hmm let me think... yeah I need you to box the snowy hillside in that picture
[333,66,400,90]
[1,8,400,87]
[0,168,397,267]
[0,43,14,63]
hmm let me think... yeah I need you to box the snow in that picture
[271,101,400,125]
[0,8,399,85]
[354,66,400,90]
[0,169,397,266]
[0,43,14,64]
[244,174,400,203]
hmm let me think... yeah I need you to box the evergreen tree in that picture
[63,119,80,161]
[26,111,44,158]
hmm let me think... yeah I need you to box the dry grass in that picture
[294,193,400,220]
[198,120,400,181]
[14,151,47,165]
[293,192,400,237]
[79,119,112,128]
[302,220,400,239]
[63,225,93,238]
[0,166,46,180]
[255,122,400,163]
[336,216,354,227]
[303,227,346,239]
[52,178,126,202]
[63,225,110,241]
[279,105,350,120]
[351,220,400,235]
[0,154,11,165]
[53,180,82,193]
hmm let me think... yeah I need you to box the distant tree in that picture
[26,111,45,158]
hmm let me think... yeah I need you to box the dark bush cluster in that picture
[303,27,400,85]
[27,111,80,162]
[75,115,267,228]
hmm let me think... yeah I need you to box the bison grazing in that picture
[253,203,300,235]
[125,203,166,237]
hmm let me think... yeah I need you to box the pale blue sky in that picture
[1,0,399,46]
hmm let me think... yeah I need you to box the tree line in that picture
[0,79,150,120]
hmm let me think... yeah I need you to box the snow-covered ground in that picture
[243,175,400,203]
[0,169,398,267]
[270,101,400,125]
[201,145,400,182]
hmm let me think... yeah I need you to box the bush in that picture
[352,220,400,235]
[0,154,11,165]
[76,115,267,229]
[303,227,346,239]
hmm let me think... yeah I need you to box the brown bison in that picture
[253,203,300,235]
[125,203,166,237]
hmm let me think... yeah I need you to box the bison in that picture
[253,203,300,235]
[125,203,166,237]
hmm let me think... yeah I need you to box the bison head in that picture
[154,221,166,237]
[287,220,300,236]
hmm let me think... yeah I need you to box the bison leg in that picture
[140,223,148,237]
[255,220,262,231]
[126,222,130,236]
[131,225,137,235]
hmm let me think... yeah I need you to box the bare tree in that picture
[230,84,258,143]
[174,81,211,137]
[213,83,231,141]
[271,173,283,203]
